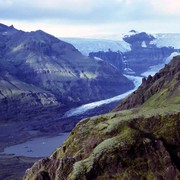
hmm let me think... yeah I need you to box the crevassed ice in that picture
[61,38,131,56]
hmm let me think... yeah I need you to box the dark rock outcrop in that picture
[89,50,124,72]
[123,32,175,74]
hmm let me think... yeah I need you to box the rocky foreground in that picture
[24,56,180,179]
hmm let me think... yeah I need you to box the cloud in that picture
[0,0,179,36]
[0,0,170,23]
[151,0,180,15]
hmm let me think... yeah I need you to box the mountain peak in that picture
[0,23,17,35]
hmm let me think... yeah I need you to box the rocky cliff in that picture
[24,57,180,179]
[89,50,124,72]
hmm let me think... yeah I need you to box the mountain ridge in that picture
[0,23,133,120]
[114,55,180,111]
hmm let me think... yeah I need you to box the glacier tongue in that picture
[141,52,180,77]
[64,51,180,118]
[63,75,142,118]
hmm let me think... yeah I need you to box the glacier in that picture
[62,33,180,118]
[61,33,180,56]
[61,37,131,56]
[141,52,180,77]
[64,75,142,118]
[64,52,180,118]
[151,33,180,49]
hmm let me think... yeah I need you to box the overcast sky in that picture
[0,0,180,38]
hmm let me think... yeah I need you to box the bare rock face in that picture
[24,57,180,179]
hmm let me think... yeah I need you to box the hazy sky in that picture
[0,0,180,38]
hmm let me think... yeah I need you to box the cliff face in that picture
[0,71,60,122]
[89,51,124,72]
[24,57,180,179]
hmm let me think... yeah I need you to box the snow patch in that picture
[94,56,103,61]
[141,41,147,48]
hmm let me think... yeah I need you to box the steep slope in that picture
[24,57,180,179]
[0,71,60,122]
[114,55,180,111]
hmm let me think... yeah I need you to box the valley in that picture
[0,23,179,179]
